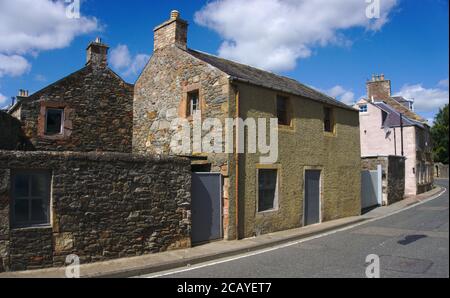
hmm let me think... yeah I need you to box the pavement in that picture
[0,180,446,278]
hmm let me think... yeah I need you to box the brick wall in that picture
[0,151,191,272]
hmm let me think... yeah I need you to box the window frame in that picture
[187,90,200,117]
[323,106,335,134]
[256,166,280,213]
[44,108,65,136]
[359,104,368,113]
[276,95,291,127]
[11,170,52,228]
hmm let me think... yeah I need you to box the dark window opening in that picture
[258,169,278,212]
[382,111,388,126]
[324,107,334,133]
[11,171,51,228]
[188,90,200,116]
[45,108,64,135]
[277,96,290,126]
[191,163,212,173]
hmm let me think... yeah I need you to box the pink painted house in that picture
[355,75,434,196]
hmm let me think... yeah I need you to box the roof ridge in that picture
[186,48,356,111]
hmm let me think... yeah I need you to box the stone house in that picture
[355,75,433,196]
[134,11,362,241]
[7,38,134,153]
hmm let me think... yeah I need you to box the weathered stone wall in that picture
[362,156,405,205]
[0,111,33,150]
[13,65,133,153]
[0,151,191,272]
[435,163,449,179]
[134,47,233,238]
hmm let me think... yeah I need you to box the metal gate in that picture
[191,173,222,244]
[361,165,382,209]
[304,170,321,226]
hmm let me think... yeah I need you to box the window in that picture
[11,171,51,227]
[381,111,388,126]
[258,169,278,212]
[277,96,290,126]
[188,90,200,116]
[45,108,64,135]
[324,107,334,133]
[359,104,368,113]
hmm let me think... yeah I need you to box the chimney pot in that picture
[171,10,180,19]
[154,10,188,51]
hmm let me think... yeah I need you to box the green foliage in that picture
[431,104,449,164]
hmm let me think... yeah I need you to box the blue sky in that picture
[0,0,448,123]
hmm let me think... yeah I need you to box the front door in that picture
[304,170,321,226]
[191,173,222,244]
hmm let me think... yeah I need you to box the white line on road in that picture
[144,186,448,278]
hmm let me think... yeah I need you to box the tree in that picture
[431,104,449,164]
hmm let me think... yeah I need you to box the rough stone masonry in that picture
[0,151,191,272]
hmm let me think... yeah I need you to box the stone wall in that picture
[11,64,133,153]
[362,156,405,205]
[0,151,191,272]
[134,46,233,238]
[435,163,449,179]
[0,111,33,150]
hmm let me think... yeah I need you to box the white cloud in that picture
[395,80,449,113]
[195,0,398,72]
[0,54,31,77]
[326,85,356,105]
[0,0,99,77]
[110,45,149,78]
[0,92,7,107]
[110,45,132,70]
[438,78,449,88]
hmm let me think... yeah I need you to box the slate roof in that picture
[374,101,425,129]
[186,49,357,111]
[380,96,426,123]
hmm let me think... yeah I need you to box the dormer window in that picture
[45,108,64,135]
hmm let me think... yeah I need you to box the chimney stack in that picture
[86,37,109,68]
[18,89,29,97]
[367,73,391,100]
[153,10,188,51]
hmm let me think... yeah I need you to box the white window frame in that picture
[359,104,368,113]
[188,91,200,116]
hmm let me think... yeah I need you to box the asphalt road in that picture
[147,179,449,278]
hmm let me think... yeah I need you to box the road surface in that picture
[144,179,449,278]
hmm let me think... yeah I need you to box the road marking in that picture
[144,186,448,278]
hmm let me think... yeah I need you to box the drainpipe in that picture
[394,127,397,156]
[234,85,240,240]
[400,113,404,157]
